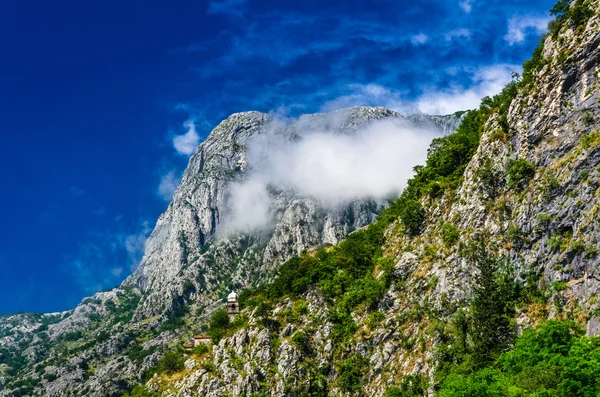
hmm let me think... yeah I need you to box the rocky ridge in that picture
[0,108,459,397]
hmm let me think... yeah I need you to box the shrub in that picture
[400,199,426,236]
[291,331,311,355]
[536,213,553,230]
[383,375,428,397]
[440,223,460,247]
[207,309,230,342]
[538,173,560,201]
[339,354,366,392]
[506,225,525,248]
[582,111,594,124]
[155,351,185,375]
[43,373,57,382]
[121,385,160,397]
[507,158,535,188]
[191,344,209,355]
[548,0,593,36]
[547,235,563,252]
[581,130,600,149]
[475,158,499,197]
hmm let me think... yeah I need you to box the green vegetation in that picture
[548,0,593,36]
[290,331,311,355]
[121,385,160,397]
[151,351,185,376]
[469,242,516,368]
[384,375,428,397]
[191,343,209,355]
[434,239,545,385]
[399,199,426,236]
[440,223,460,247]
[476,158,500,197]
[437,320,600,396]
[338,354,367,392]
[581,130,600,149]
[507,159,535,188]
[207,309,230,341]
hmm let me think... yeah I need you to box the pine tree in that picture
[469,237,515,368]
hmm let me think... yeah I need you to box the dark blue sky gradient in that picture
[0,0,554,313]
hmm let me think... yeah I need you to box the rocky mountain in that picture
[3,0,600,395]
[0,107,459,397]
[112,0,600,395]
[125,107,461,321]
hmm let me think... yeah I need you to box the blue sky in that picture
[0,0,555,313]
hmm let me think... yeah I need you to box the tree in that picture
[469,238,515,368]
[207,309,230,341]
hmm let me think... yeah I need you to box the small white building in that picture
[227,291,239,317]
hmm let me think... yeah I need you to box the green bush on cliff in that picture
[207,308,230,341]
[121,385,160,397]
[507,158,536,188]
[437,320,600,396]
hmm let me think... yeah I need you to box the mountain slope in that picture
[0,108,459,397]
[130,1,600,396]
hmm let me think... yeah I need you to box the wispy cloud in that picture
[207,0,248,18]
[157,171,180,202]
[172,0,552,137]
[459,0,473,13]
[66,186,85,196]
[173,120,200,155]
[504,15,550,45]
[416,64,518,114]
[65,220,152,293]
[122,221,151,272]
[445,28,471,41]
[411,33,429,45]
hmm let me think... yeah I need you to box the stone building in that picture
[227,291,239,318]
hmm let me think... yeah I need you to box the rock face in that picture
[0,107,459,397]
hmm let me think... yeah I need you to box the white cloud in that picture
[173,120,200,155]
[504,15,550,45]
[123,221,151,271]
[416,64,518,114]
[459,0,472,13]
[445,29,471,41]
[321,84,407,113]
[220,117,442,234]
[158,171,180,201]
[411,33,429,45]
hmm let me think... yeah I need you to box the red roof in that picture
[194,335,211,339]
